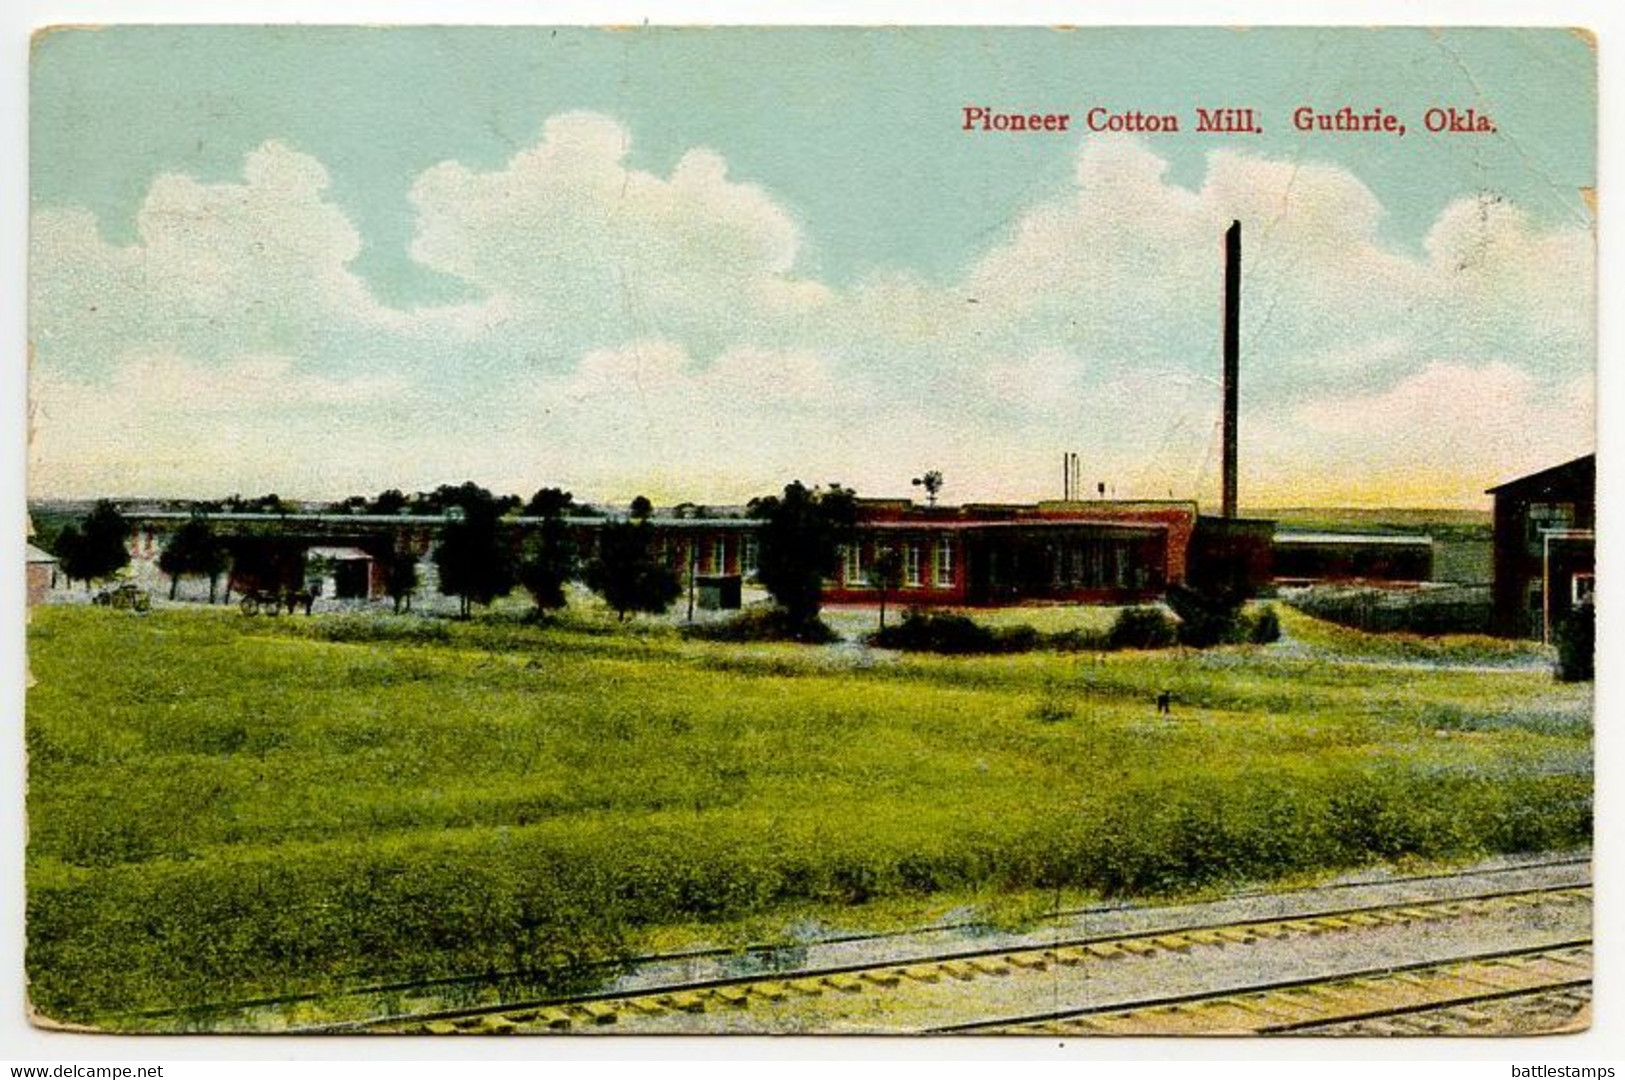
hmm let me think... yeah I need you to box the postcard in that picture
[24,26,1595,1036]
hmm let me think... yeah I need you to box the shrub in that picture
[872,611,994,653]
[682,607,839,644]
[1166,586,1248,647]
[1247,605,1282,645]
[869,611,1050,654]
[1555,604,1594,682]
[1107,606,1178,650]
[1046,627,1111,652]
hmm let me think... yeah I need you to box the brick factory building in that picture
[118,498,1274,611]
[1487,454,1595,641]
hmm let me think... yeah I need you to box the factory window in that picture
[712,538,727,575]
[844,544,864,587]
[1525,502,1575,555]
[905,544,923,587]
[1573,573,1595,608]
[741,536,759,577]
[935,540,954,587]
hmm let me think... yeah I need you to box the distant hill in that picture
[1254,507,1491,543]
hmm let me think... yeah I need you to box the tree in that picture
[523,486,575,519]
[629,495,653,522]
[370,489,409,516]
[52,525,86,591]
[749,481,857,632]
[382,543,420,614]
[413,481,521,519]
[157,516,228,602]
[518,489,577,615]
[58,501,131,590]
[911,470,945,507]
[225,493,293,515]
[585,519,680,620]
[433,492,514,618]
[866,546,905,630]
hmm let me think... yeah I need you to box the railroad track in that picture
[352,879,1591,1036]
[115,853,1584,1032]
[942,942,1593,1036]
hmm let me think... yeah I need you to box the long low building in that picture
[120,497,1278,609]
[1271,531,1434,586]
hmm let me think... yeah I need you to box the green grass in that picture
[1277,605,1551,666]
[25,606,1591,1027]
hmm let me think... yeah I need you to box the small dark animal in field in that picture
[1156,689,1172,715]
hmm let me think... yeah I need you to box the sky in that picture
[27,26,1596,509]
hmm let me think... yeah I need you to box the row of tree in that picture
[431,486,682,620]
[43,480,864,631]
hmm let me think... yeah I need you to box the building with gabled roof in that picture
[1486,453,1595,640]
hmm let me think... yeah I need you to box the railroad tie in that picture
[622,998,667,1016]
[1050,944,1095,963]
[538,1008,574,1030]
[578,1001,619,1025]
[822,974,867,994]
[662,991,708,1013]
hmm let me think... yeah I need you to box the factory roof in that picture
[1273,531,1432,546]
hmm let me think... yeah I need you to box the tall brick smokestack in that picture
[1222,220,1241,519]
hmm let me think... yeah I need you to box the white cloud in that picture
[30,352,411,497]
[28,122,1594,508]
[407,112,830,359]
[1255,362,1594,504]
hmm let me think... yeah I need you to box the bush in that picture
[870,611,1047,654]
[1284,585,1492,636]
[1166,586,1248,647]
[682,607,839,644]
[1045,627,1111,652]
[1246,605,1282,645]
[873,611,990,653]
[871,612,1119,655]
[1107,606,1179,650]
[1555,604,1594,682]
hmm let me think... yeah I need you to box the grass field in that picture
[25,604,1590,1028]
